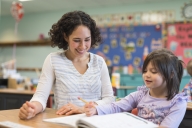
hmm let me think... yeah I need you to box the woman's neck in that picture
[65,50,89,63]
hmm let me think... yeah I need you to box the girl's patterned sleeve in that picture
[96,86,148,115]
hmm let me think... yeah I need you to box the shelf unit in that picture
[0,40,51,46]
[1,40,49,71]
[17,67,42,72]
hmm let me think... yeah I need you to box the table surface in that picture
[0,89,53,95]
[0,108,67,128]
[0,102,191,128]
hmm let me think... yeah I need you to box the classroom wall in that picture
[0,0,191,78]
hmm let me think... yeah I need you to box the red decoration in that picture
[11,2,24,22]
[155,24,161,31]
[128,16,133,20]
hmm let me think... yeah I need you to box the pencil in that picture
[78,97,87,104]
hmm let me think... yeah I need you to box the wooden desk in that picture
[0,108,67,128]
[187,102,192,110]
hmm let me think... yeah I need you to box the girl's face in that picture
[65,25,91,57]
[143,62,166,90]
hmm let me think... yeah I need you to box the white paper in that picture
[43,113,86,128]
[77,112,158,128]
[43,112,158,128]
[0,121,33,128]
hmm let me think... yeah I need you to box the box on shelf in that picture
[8,78,24,90]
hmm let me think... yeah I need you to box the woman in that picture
[19,11,114,120]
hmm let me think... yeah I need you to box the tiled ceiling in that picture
[1,0,174,16]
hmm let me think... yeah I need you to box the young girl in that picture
[84,48,187,128]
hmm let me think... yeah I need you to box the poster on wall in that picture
[89,25,163,69]
[166,23,192,65]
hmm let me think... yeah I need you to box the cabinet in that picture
[0,93,32,110]
[0,96,4,110]
[0,89,53,110]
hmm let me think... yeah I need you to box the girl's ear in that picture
[64,33,68,42]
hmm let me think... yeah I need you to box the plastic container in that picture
[111,73,120,88]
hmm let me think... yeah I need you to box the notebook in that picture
[43,112,158,128]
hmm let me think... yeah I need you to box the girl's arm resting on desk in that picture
[160,100,187,128]
[85,93,137,116]
[96,92,137,115]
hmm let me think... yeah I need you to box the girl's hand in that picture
[56,102,84,115]
[84,101,97,116]
[19,101,37,120]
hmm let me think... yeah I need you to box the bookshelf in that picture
[16,67,42,72]
[0,40,51,46]
[1,40,49,71]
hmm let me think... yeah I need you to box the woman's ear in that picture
[64,33,68,42]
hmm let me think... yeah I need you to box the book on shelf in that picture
[43,112,158,128]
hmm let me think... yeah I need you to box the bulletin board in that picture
[166,22,192,65]
[89,25,163,67]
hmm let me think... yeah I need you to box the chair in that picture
[46,96,53,108]
[131,108,138,116]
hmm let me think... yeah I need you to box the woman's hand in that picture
[19,101,37,120]
[84,101,97,116]
[56,102,84,115]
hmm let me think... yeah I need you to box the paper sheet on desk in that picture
[43,113,86,128]
[76,112,158,128]
[43,112,158,128]
[0,121,33,128]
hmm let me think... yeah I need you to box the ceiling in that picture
[1,0,174,16]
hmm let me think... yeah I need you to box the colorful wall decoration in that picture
[89,25,163,68]
[92,10,175,27]
[166,22,192,65]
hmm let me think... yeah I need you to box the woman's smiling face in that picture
[65,25,91,57]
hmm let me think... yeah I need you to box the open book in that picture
[43,112,158,128]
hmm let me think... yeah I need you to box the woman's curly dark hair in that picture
[48,11,102,50]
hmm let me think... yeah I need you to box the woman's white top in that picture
[30,51,114,110]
